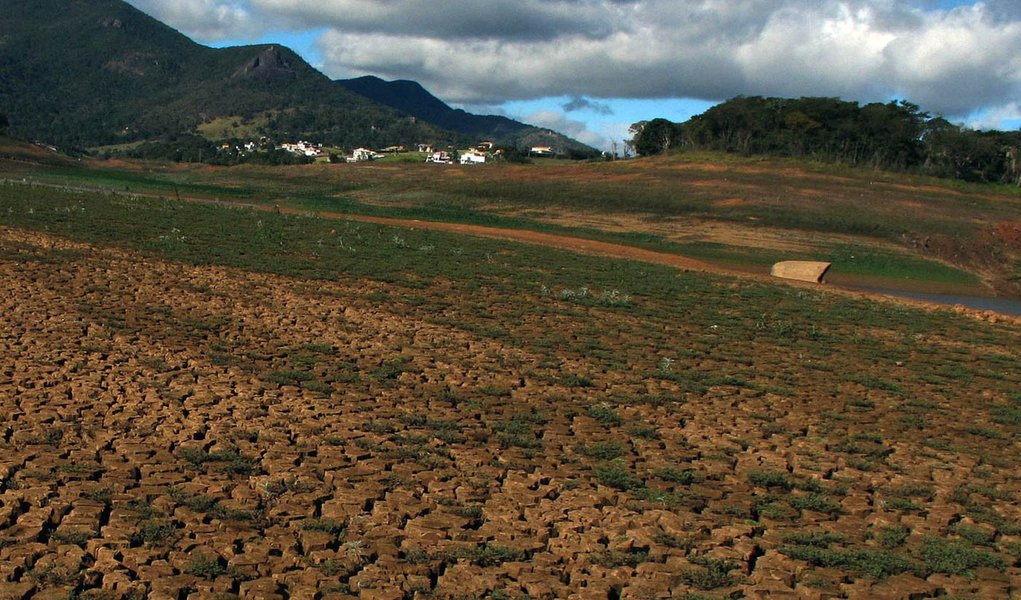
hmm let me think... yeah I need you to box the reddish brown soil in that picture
[1,226,1019,598]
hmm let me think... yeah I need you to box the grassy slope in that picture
[4,147,1021,294]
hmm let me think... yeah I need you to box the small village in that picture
[218,138,559,165]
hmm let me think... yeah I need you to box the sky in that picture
[124,0,1021,150]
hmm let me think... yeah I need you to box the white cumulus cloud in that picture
[127,0,253,42]
[123,0,1021,127]
[523,110,609,149]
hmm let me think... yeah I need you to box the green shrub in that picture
[679,556,739,590]
[587,404,622,426]
[51,529,91,546]
[885,498,924,512]
[846,398,876,409]
[595,462,645,491]
[885,483,935,500]
[304,380,333,395]
[130,519,177,545]
[264,369,313,386]
[185,553,226,579]
[965,506,1021,535]
[653,531,696,551]
[370,358,410,384]
[789,493,842,515]
[950,523,996,546]
[169,488,218,512]
[875,524,910,548]
[780,545,916,579]
[177,446,259,475]
[992,406,1021,425]
[962,426,1004,439]
[577,441,627,460]
[499,433,543,450]
[781,531,846,548]
[655,468,702,485]
[627,424,660,439]
[591,549,650,568]
[748,470,793,490]
[919,538,1005,575]
[81,488,112,504]
[437,544,526,567]
[303,518,347,538]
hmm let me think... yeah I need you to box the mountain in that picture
[0,0,595,155]
[338,76,595,156]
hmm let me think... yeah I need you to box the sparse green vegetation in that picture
[577,441,628,461]
[591,549,651,568]
[874,524,910,549]
[780,544,918,579]
[130,519,177,545]
[184,553,227,580]
[0,135,1019,599]
[303,518,347,539]
[919,538,1006,575]
[748,470,793,490]
[594,461,646,491]
[679,556,741,590]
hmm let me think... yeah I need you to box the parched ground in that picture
[0,225,1020,599]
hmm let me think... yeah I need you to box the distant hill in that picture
[0,0,595,155]
[630,96,1021,185]
[338,76,596,156]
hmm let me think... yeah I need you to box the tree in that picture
[0,113,9,135]
[629,94,1021,185]
[631,118,681,156]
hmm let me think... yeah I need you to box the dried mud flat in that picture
[1,226,1020,599]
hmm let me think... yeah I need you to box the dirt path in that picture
[308,210,723,274]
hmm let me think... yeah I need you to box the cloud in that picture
[965,102,1021,130]
[125,0,1021,124]
[248,0,628,41]
[562,97,615,115]
[127,0,253,42]
[882,5,1021,115]
[522,110,608,149]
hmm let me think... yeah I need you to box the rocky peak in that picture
[237,46,297,80]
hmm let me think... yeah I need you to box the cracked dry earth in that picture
[0,226,1019,600]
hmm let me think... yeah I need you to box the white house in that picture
[460,151,487,165]
[349,148,383,162]
[426,151,452,164]
[281,141,323,157]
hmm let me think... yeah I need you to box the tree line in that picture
[116,134,313,166]
[630,96,1021,185]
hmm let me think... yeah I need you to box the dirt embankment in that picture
[901,222,1021,298]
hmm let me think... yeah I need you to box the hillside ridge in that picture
[0,0,594,154]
